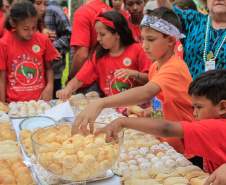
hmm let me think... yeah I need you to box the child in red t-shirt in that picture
[56,11,151,100]
[109,0,129,18]
[95,68,226,184]
[0,1,58,103]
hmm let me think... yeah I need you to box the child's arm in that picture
[0,70,6,102]
[114,69,149,84]
[56,77,84,101]
[39,62,54,101]
[204,164,226,185]
[72,82,161,135]
[95,117,183,142]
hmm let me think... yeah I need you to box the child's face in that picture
[112,0,123,11]
[34,0,47,19]
[141,26,171,60]
[12,17,38,42]
[95,21,120,51]
[125,0,144,19]
[190,94,221,121]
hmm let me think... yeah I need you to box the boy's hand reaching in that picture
[204,164,226,185]
[56,87,72,102]
[39,84,53,101]
[94,117,124,143]
[114,69,138,81]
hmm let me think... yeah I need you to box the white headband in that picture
[141,15,185,42]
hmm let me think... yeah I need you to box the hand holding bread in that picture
[127,106,152,118]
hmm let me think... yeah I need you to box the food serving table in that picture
[11,118,121,185]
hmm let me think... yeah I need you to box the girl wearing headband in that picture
[70,7,195,160]
[56,11,151,102]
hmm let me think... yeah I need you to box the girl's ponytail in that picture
[4,1,37,31]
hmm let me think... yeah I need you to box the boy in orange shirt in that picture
[67,7,195,158]
[95,68,226,185]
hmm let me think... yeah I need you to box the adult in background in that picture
[109,0,129,18]
[69,0,111,95]
[45,0,71,98]
[157,0,226,79]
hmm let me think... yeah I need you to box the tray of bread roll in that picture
[8,100,54,118]
[0,155,37,185]
[120,165,210,185]
[112,129,191,176]
[0,112,17,142]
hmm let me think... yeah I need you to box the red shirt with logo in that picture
[180,119,226,173]
[0,30,58,102]
[70,0,111,51]
[76,43,151,96]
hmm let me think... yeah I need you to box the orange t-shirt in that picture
[149,55,195,158]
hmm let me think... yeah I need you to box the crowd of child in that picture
[0,0,226,184]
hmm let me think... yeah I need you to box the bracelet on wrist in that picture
[136,71,139,80]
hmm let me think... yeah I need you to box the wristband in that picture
[136,71,139,80]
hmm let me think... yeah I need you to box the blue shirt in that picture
[174,6,226,79]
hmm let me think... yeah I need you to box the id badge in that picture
[205,60,215,72]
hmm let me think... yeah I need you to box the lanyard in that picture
[209,26,226,52]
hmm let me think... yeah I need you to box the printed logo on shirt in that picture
[123,58,132,66]
[9,54,43,89]
[32,45,41,53]
[104,70,133,96]
[178,44,183,51]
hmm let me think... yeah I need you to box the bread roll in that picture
[17,173,34,185]
[42,28,48,35]
[123,170,150,180]
[163,177,189,185]
[149,168,173,178]
[185,170,208,180]
[155,172,181,181]
[128,114,138,117]
[190,176,209,185]
[85,91,100,98]
[124,179,160,185]
[176,165,202,176]
[128,106,144,116]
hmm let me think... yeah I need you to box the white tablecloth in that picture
[11,118,121,185]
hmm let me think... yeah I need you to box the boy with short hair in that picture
[95,68,226,176]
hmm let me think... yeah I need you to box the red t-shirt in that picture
[70,0,111,51]
[180,119,226,173]
[174,40,183,59]
[126,16,143,45]
[0,30,58,102]
[121,10,129,19]
[76,43,151,96]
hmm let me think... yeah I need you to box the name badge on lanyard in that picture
[205,59,215,72]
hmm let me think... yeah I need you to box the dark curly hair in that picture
[189,68,226,105]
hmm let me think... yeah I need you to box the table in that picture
[11,118,121,185]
